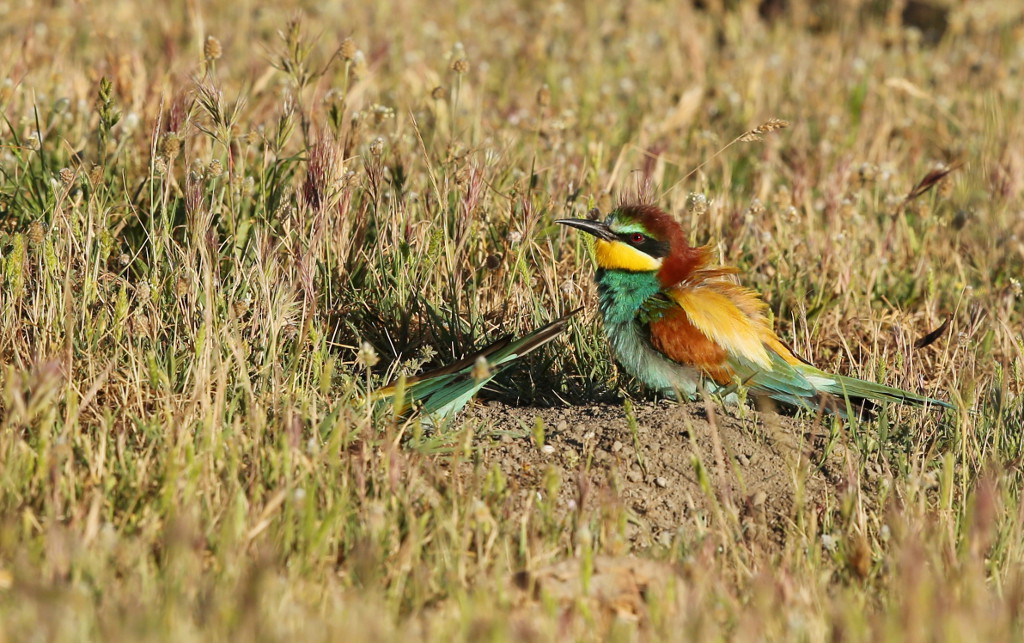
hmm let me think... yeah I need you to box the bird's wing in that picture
[651,281,816,397]
[374,308,581,421]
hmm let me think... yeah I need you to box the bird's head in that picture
[557,203,707,285]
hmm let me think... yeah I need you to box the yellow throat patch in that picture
[594,239,662,272]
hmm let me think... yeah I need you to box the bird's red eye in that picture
[630,233,645,244]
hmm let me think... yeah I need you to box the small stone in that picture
[626,470,643,483]
[655,477,668,488]
[611,440,623,453]
[752,491,767,507]
[541,444,555,455]
[737,453,751,466]
[556,421,568,432]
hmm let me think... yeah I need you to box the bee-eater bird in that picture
[374,309,580,423]
[557,204,953,415]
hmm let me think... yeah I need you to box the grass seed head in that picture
[739,117,790,142]
[472,356,491,382]
[1010,278,1022,299]
[451,57,470,74]
[686,192,709,215]
[857,162,879,186]
[340,37,357,61]
[204,36,223,62]
[160,133,181,158]
[302,140,340,210]
[27,221,44,246]
[369,137,384,158]
[536,84,551,107]
[3,235,25,295]
[135,281,151,303]
[356,341,379,369]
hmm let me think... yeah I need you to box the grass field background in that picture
[1,0,1023,639]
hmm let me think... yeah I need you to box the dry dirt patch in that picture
[462,400,842,548]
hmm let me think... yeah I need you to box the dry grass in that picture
[1,0,1023,640]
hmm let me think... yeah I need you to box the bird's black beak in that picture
[556,218,616,241]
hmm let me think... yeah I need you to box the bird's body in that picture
[558,204,953,415]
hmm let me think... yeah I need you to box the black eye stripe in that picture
[616,232,669,259]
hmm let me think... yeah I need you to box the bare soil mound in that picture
[462,400,842,548]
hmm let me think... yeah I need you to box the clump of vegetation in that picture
[1,1,1022,639]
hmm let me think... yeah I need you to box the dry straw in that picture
[659,118,790,200]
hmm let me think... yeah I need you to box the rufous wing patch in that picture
[649,307,734,384]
